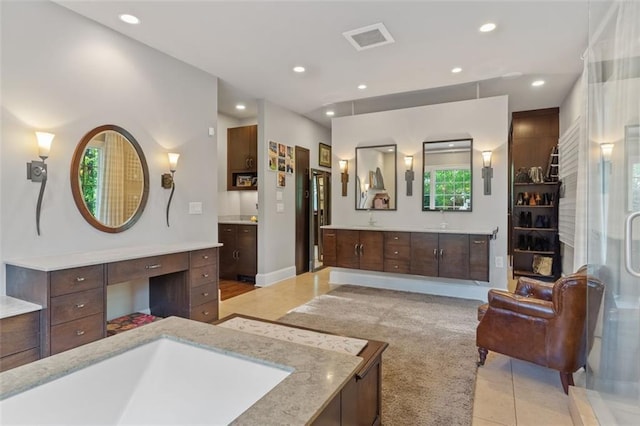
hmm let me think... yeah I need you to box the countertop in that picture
[3,242,222,272]
[0,316,362,425]
[322,224,497,235]
[0,296,42,320]
[219,220,258,225]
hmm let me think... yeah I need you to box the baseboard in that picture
[255,266,297,287]
[329,268,490,301]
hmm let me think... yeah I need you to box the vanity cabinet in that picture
[0,311,40,372]
[323,228,491,282]
[218,224,257,282]
[227,124,257,191]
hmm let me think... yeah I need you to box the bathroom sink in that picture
[0,338,291,425]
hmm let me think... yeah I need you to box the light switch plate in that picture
[495,256,504,268]
[276,203,284,213]
[276,191,283,201]
[208,127,215,136]
[189,202,203,214]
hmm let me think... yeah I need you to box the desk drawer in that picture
[190,264,217,288]
[108,253,189,284]
[51,288,103,326]
[190,300,218,323]
[0,312,39,357]
[190,248,217,268]
[51,265,104,297]
[0,348,40,372]
[51,313,104,355]
[191,283,218,307]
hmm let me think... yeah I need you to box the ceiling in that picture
[53,1,610,128]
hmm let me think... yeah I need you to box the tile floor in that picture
[218,268,576,426]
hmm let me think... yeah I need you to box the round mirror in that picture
[70,125,149,233]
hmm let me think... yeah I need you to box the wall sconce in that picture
[481,150,493,195]
[339,159,349,196]
[600,143,614,163]
[161,152,180,227]
[404,155,414,196]
[600,143,613,194]
[27,131,55,236]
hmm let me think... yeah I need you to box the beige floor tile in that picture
[477,353,513,385]
[472,416,513,426]
[515,388,572,426]
[511,358,566,394]
[472,377,517,426]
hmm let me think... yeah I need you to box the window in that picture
[423,166,471,210]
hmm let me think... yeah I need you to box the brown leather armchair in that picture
[476,270,604,394]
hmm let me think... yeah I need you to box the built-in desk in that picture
[4,242,221,358]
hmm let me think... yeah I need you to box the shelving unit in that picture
[512,181,561,280]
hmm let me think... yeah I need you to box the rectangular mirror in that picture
[422,139,473,211]
[355,144,397,210]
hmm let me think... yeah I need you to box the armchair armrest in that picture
[514,277,554,300]
[488,289,556,319]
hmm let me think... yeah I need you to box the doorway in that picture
[310,169,331,271]
[295,146,310,275]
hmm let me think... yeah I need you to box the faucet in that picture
[439,210,448,229]
[368,210,376,226]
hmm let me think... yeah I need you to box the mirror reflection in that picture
[71,125,149,233]
[422,139,473,211]
[355,144,397,210]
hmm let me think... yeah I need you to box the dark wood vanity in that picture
[5,243,220,358]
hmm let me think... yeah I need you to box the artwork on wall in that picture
[319,142,331,168]
[277,171,286,187]
[270,140,295,174]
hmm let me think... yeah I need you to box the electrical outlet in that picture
[189,202,202,214]
[495,256,504,268]
[276,203,284,213]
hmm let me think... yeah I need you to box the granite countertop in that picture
[3,241,222,272]
[218,215,258,225]
[322,224,497,235]
[0,316,362,425]
[0,296,42,320]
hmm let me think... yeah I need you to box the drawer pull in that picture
[76,277,86,282]
[394,265,399,269]
[203,255,209,259]
[394,236,399,240]
[76,330,85,336]
[202,273,209,278]
[202,292,209,297]
[202,311,210,316]
[473,240,486,244]
[145,264,162,269]
[75,303,85,309]
[394,251,399,255]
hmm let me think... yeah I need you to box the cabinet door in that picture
[236,225,257,278]
[359,231,383,271]
[322,229,337,266]
[227,125,257,171]
[469,235,490,281]
[218,224,237,280]
[439,234,469,279]
[410,232,439,277]
[336,230,360,269]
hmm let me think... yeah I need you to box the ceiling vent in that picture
[343,23,395,51]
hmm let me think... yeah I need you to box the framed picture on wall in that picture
[319,142,331,168]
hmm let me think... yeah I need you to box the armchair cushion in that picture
[487,289,555,319]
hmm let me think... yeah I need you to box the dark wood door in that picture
[410,232,439,276]
[359,231,383,271]
[295,146,310,275]
[469,235,490,281]
[322,229,337,267]
[438,234,470,279]
[236,225,257,279]
[336,230,360,269]
[218,224,237,279]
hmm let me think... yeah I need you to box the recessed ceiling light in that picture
[325,110,335,116]
[119,14,140,25]
[293,66,306,73]
[531,80,545,87]
[479,23,496,32]
[235,104,246,110]
[451,67,462,73]
[448,143,454,147]
[358,84,367,90]
[387,148,394,152]
[502,71,523,79]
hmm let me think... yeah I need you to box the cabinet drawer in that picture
[0,348,40,372]
[51,264,104,297]
[190,248,217,268]
[190,264,217,288]
[384,260,410,274]
[384,232,410,247]
[107,253,189,284]
[190,300,218,323]
[384,244,410,261]
[51,313,104,355]
[190,283,218,307]
[0,312,39,357]
[51,288,103,326]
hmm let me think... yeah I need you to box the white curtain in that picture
[97,132,126,227]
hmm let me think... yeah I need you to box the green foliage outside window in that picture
[80,148,100,216]
[423,168,471,210]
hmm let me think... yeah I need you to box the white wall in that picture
[331,96,509,297]
[1,1,218,295]
[257,100,331,285]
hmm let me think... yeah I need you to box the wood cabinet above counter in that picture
[227,124,257,191]
[322,226,493,282]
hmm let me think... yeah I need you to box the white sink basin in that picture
[0,338,292,425]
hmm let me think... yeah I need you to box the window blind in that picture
[558,119,580,247]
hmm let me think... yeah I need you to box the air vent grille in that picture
[343,23,395,51]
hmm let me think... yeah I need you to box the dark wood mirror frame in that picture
[70,124,150,233]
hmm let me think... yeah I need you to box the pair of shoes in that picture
[519,211,533,227]
[533,237,550,251]
[534,215,552,228]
